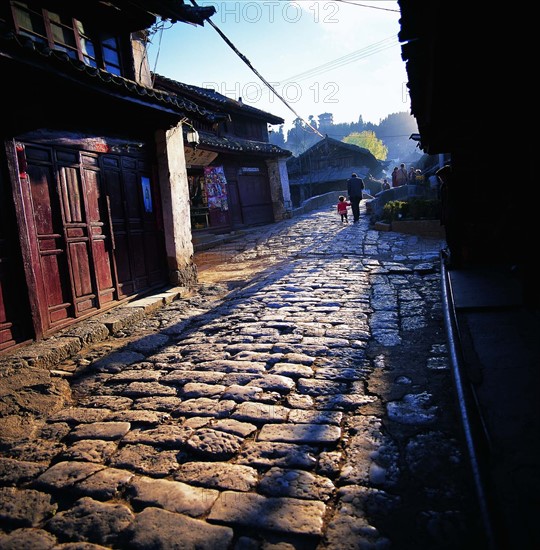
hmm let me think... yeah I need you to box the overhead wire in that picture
[142,19,174,86]
[149,21,165,86]
[333,0,400,13]
[153,1,400,136]
[260,35,398,93]
[187,0,324,136]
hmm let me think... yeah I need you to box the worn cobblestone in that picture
[128,475,218,517]
[207,491,326,536]
[0,206,486,548]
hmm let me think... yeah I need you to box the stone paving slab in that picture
[124,507,234,549]
[128,475,219,517]
[207,491,326,536]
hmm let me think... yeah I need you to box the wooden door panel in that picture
[81,164,116,306]
[92,238,115,303]
[40,249,71,324]
[131,232,147,280]
[113,233,134,297]
[123,169,147,289]
[101,164,134,296]
[58,165,98,315]
[144,232,162,284]
[29,166,57,234]
[69,241,94,300]
[238,173,274,225]
[26,156,74,327]
[123,169,141,219]
[101,156,165,297]
[59,169,83,221]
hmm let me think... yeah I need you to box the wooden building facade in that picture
[153,77,293,233]
[0,0,216,352]
[398,0,535,284]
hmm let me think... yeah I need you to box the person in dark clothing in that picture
[346,173,365,222]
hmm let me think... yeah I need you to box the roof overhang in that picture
[25,0,215,31]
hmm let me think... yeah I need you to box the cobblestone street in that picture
[0,205,487,549]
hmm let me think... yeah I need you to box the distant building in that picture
[286,137,384,207]
[153,77,293,231]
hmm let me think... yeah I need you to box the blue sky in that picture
[147,1,410,131]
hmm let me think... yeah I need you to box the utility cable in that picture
[257,36,398,101]
[188,0,324,137]
[149,21,165,86]
[333,0,400,13]
[279,36,398,83]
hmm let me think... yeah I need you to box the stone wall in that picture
[291,190,346,217]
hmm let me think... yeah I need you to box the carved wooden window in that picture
[10,2,123,75]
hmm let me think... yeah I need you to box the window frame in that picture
[9,2,125,76]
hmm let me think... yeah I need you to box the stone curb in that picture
[0,286,190,371]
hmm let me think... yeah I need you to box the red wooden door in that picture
[17,144,114,333]
[101,156,133,297]
[12,141,166,339]
[24,145,76,331]
[100,155,165,298]
[57,151,118,316]
[80,155,116,306]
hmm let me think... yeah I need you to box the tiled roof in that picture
[154,74,285,124]
[196,130,291,157]
[0,28,221,123]
[288,166,371,186]
[301,136,372,157]
[287,136,382,175]
[122,0,215,26]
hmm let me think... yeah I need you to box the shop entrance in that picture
[189,165,230,230]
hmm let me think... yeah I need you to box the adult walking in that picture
[391,166,399,187]
[395,163,408,186]
[346,172,365,223]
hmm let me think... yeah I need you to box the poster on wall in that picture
[203,166,228,211]
[141,176,153,213]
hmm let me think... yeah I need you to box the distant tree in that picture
[376,112,420,161]
[308,115,318,130]
[286,117,320,156]
[343,130,388,160]
[327,122,356,141]
[311,113,364,141]
[364,121,377,133]
[281,111,420,160]
[269,125,286,148]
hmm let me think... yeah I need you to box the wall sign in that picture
[185,147,218,167]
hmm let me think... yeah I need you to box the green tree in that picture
[343,130,388,160]
[268,124,286,148]
[286,118,321,156]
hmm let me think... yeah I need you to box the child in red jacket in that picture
[337,195,351,223]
